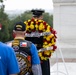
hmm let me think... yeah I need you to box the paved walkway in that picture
[51,62,76,75]
[50,58,76,75]
[50,41,76,75]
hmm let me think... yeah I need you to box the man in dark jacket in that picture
[12,21,42,75]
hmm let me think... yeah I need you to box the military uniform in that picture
[25,9,50,75]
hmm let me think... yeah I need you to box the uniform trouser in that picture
[41,59,50,75]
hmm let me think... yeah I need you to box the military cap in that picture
[31,9,45,17]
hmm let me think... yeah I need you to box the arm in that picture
[30,43,42,75]
[7,47,20,75]
[32,64,42,75]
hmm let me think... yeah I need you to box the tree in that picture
[0,0,3,2]
[8,11,32,41]
[0,0,9,42]
[8,11,53,41]
[43,13,53,27]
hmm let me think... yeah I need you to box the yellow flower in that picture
[44,50,51,55]
[35,24,38,30]
[24,21,28,25]
[49,34,54,38]
[51,42,55,45]
[30,24,34,29]
[45,25,50,32]
[38,52,42,57]
[47,25,50,28]
[35,19,37,21]
[51,38,55,44]
[28,20,31,22]
[46,36,50,41]
[31,21,34,24]
[41,57,44,60]
[38,20,42,22]
[43,45,45,48]
[43,41,48,45]
[26,26,30,30]
[44,57,47,60]
[45,29,50,32]
[48,43,52,46]
[39,23,44,30]
[24,21,27,24]
[43,45,48,48]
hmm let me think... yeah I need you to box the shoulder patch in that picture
[12,45,19,51]
[20,42,27,47]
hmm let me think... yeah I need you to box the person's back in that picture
[0,42,20,75]
[12,21,42,75]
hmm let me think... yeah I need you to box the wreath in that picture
[24,18,57,60]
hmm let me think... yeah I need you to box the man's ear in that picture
[12,30,16,38]
[24,31,26,33]
[23,31,26,35]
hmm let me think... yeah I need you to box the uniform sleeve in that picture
[30,43,40,64]
[7,47,20,74]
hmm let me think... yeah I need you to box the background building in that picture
[52,0,76,61]
[51,1,76,74]
[53,0,76,44]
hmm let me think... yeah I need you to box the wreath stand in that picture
[50,39,69,75]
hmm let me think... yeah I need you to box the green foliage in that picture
[0,15,10,42]
[7,11,53,41]
[7,11,33,41]
[20,11,32,21]
[0,1,10,42]
[0,8,53,42]
[10,11,53,27]
[7,20,14,41]
[43,13,53,27]
[0,0,3,2]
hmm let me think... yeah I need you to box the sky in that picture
[3,0,53,11]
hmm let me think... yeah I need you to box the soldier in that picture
[25,9,50,75]
[32,9,50,75]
